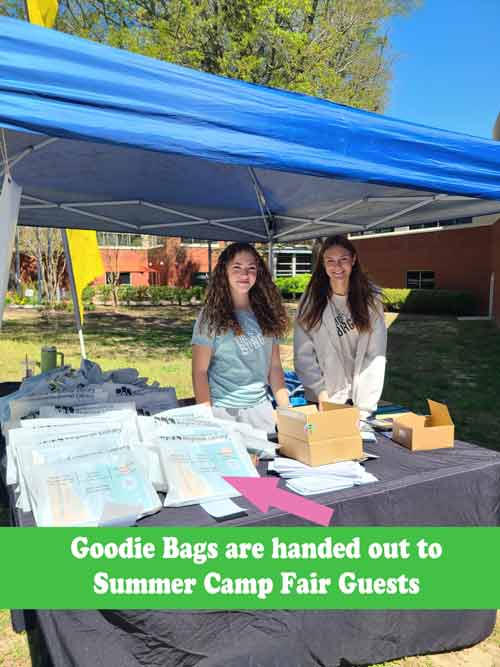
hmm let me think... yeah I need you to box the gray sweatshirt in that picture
[293,297,387,418]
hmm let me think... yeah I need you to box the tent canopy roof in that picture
[2,16,500,242]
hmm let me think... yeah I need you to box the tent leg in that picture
[15,229,21,295]
[268,239,274,278]
[61,229,87,360]
[78,328,87,359]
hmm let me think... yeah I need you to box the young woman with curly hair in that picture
[294,235,387,419]
[192,242,290,432]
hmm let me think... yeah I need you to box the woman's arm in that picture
[268,343,290,408]
[356,302,387,416]
[191,344,213,405]
[293,319,327,401]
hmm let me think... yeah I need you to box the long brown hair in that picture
[201,242,289,337]
[298,235,378,333]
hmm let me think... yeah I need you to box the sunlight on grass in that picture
[1,307,500,667]
[2,307,499,449]
[0,609,30,667]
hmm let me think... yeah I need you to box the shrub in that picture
[82,285,95,304]
[191,285,205,302]
[275,274,311,299]
[118,285,136,305]
[134,286,150,302]
[174,287,190,305]
[382,288,477,316]
[98,285,113,303]
[148,286,162,305]
[52,300,73,312]
[11,294,28,306]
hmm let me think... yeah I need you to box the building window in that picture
[406,271,435,289]
[106,272,131,285]
[98,232,163,248]
[180,238,219,247]
[275,251,312,277]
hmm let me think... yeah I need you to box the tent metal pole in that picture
[36,228,43,303]
[366,195,445,230]
[268,238,274,276]
[61,229,87,359]
[15,229,21,295]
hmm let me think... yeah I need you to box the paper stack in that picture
[268,457,377,496]
[138,405,260,507]
[8,417,161,526]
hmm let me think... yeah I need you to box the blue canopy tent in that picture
[2,16,500,244]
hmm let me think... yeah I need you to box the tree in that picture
[17,227,67,307]
[33,0,420,113]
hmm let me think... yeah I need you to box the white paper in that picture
[24,446,161,527]
[200,498,245,519]
[159,427,258,507]
[268,457,378,496]
[10,424,127,510]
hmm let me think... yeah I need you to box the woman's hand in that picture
[317,390,329,410]
[269,343,290,408]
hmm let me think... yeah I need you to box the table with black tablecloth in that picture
[2,383,500,667]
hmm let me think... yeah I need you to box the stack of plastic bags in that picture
[0,358,178,427]
[6,402,162,527]
[135,404,267,507]
[268,457,378,496]
[1,363,278,525]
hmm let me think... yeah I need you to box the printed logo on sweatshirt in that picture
[335,312,356,338]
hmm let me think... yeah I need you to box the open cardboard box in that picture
[392,399,454,451]
[276,402,362,466]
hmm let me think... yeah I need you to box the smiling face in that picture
[226,250,258,304]
[323,244,356,293]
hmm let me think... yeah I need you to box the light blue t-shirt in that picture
[192,309,275,408]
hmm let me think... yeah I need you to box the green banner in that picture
[1,527,499,609]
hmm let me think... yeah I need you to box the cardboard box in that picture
[278,433,363,466]
[392,399,454,451]
[276,402,362,466]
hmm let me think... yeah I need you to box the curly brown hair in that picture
[201,242,289,338]
[298,235,379,333]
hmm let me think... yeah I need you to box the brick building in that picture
[94,235,222,288]
[90,220,500,326]
[95,236,313,287]
[350,216,500,324]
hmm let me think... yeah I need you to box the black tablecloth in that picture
[7,433,500,667]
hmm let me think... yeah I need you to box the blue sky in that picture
[386,1,500,138]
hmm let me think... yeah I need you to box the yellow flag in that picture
[66,230,104,324]
[26,0,58,28]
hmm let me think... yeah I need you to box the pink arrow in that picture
[224,476,334,527]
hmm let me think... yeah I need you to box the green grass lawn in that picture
[1,305,500,666]
[2,306,499,449]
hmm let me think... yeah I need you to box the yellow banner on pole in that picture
[65,230,104,324]
[26,0,58,28]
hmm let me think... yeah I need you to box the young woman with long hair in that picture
[192,242,290,432]
[294,235,387,418]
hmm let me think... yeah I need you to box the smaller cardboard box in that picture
[276,402,362,466]
[392,399,454,451]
